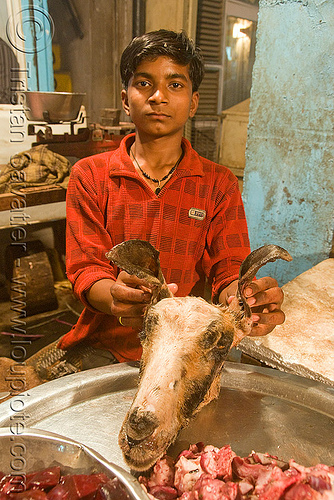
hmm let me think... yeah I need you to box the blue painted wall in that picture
[242,0,334,286]
[21,0,54,90]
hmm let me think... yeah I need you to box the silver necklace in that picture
[130,147,183,195]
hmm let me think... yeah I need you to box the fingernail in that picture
[252,314,260,322]
[247,297,256,306]
[245,287,253,296]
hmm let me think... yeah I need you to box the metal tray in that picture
[0,428,149,499]
[0,362,333,469]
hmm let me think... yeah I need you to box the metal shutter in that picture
[192,0,224,160]
[196,0,224,65]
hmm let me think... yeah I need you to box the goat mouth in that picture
[126,434,151,449]
[119,425,177,471]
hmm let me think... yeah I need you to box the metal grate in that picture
[191,117,221,162]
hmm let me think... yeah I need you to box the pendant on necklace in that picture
[155,180,162,196]
[130,146,184,197]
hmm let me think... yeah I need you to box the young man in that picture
[59,30,284,363]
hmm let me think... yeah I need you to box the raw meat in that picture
[0,470,130,500]
[139,443,334,499]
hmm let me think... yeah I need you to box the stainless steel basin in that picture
[22,91,85,122]
[0,428,149,500]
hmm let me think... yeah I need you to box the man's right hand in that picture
[87,272,178,330]
[109,271,152,329]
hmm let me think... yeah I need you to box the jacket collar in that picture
[108,133,205,179]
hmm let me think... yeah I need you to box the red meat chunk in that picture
[148,456,175,489]
[232,455,277,481]
[1,475,25,495]
[307,474,333,494]
[174,455,203,495]
[200,445,235,481]
[7,490,48,500]
[59,474,109,500]
[192,475,240,500]
[248,452,288,469]
[26,467,61,491]
[148,485,178,500]
[47,484,71,500]
[238,479,254,496]
[94,479,131,500]
[177,443,205,461]
[284,483,323,500]
[256,469,300,499]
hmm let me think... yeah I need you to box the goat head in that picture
[106,240,292,471]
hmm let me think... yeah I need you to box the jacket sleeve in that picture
[202,168,251,302]
[66,158,117,309]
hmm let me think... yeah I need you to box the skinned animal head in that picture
[106,240,292,471]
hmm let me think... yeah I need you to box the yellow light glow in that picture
[232,20,252,39]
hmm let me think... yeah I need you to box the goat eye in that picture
[199,320,221,350]
[216,328,234,350]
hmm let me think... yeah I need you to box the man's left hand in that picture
[244,276,285,337]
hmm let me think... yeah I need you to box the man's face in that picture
[121,56,199,140]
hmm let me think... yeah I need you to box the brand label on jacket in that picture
[188,208,206,221]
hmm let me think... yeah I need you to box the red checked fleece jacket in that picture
[59,133,250,361]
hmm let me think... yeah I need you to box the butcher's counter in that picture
[0,362,333,470]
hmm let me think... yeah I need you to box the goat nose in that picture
[126,406,159,440]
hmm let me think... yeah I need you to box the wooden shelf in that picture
[0,185,66,212]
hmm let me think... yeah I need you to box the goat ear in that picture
[106,239,173,303]
[236,244,292,318]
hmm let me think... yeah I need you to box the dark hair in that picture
[120,29,204,92]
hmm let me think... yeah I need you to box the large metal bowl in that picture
[0,428,149,500]
[22,91,85,123]
[0,362,333,469]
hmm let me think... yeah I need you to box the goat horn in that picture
[237,244,293,318]
[106,239,173,300]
